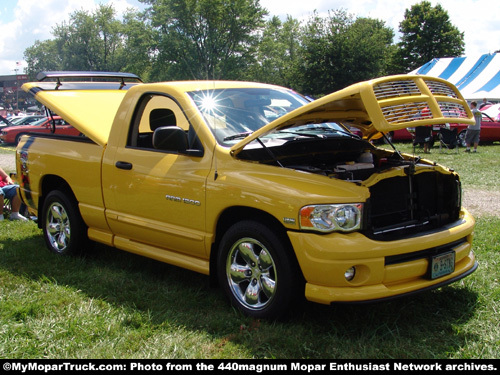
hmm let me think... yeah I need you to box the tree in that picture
[143,0,268,80]
[121,11,155,80]
[393,1,464,73]
[24,5,153,80]
[296,10,394,96]
[52,5,126,71]
[250,15,301,87]
[24,40,62,79]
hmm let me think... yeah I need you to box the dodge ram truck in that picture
[18,71,478,318]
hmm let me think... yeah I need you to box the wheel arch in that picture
[38,174,77,228]
[209,206,300,285]
[15,133,28,145]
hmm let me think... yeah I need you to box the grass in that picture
[1,143,499,359]
[381,141,500,190]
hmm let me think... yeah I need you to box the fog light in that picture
[345,267,356,281]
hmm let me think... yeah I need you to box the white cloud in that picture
[0,0,143,75]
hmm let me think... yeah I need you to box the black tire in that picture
[15,133,26,145]
[217,220,301,319]
[41,190,88,256]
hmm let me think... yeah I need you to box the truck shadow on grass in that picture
[0,227,480,359]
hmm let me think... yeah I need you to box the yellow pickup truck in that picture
[18,71,477,318]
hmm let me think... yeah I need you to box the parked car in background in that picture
[382,128,414,143]
[0,116,81,145]
[452,113,500,146]
[348,127,414,143]
[482,103,500,121]
[9,115,46,126]
[0,115,12,129]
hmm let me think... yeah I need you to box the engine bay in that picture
[236,135,421,182]
[236,133,462,240]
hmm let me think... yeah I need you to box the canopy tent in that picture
[410,53,500,101]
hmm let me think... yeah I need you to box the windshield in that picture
[187,87,309,146]
[30,117,49,126]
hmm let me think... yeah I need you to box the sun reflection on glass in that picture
[200,94,219,113]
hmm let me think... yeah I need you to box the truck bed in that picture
[17,134,106,232]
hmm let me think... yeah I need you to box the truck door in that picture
[102,94,211,259]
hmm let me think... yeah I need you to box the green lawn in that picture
[1,144,499,359]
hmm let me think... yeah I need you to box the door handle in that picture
[115,161,133,170]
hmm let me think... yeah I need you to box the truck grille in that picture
[373,78,470,125]
[365,170,461,240]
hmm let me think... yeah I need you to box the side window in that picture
[128,94,189,149]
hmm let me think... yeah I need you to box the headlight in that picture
[300,204,363,233]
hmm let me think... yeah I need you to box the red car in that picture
[348,127,414,143]
[452,113,500,146]
[0,116,81,145]
[383,128,414,143]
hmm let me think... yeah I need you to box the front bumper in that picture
[288,209,476,304]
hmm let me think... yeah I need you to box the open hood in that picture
[22,72,142,146]
[231,75,474,155]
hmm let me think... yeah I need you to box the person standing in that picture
[465,101,481,153]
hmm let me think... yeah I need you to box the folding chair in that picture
[438,127,459,153]
[3,196,12,218]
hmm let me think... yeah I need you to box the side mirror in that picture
[153,126,188,152]
[153,126,204,157]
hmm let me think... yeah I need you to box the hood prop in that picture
[256,138,284,168]
[44,107,57,134]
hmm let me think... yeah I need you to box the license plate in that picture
[430,251,455,279]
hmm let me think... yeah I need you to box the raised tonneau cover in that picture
[22,71,143,146]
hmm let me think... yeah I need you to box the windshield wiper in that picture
[223,131,253,141]
[281,126,361,139]
[315,127,361,139]
[277,130,322,138]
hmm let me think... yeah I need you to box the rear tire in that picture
[42,190,88,256]
[15,133,26,146]
[217,220,301,319]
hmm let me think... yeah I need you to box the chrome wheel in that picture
[42,190,87,256]
[218,220,301,318]
[226,237,277,311]
[45,201,71,253]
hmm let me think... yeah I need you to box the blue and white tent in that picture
[411,53,500,101]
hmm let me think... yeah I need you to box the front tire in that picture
[217,220,301,319]
[42,190,88,256]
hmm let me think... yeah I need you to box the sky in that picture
[0,0,499,76]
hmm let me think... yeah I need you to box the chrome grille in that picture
[373,80,420,100]
[438,102,469,119]
[425,80,459,98]
[381,102,428,124]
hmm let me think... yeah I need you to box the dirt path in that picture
[1,151,498,218]
[0,151,15,172]
[462,189,500,218]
